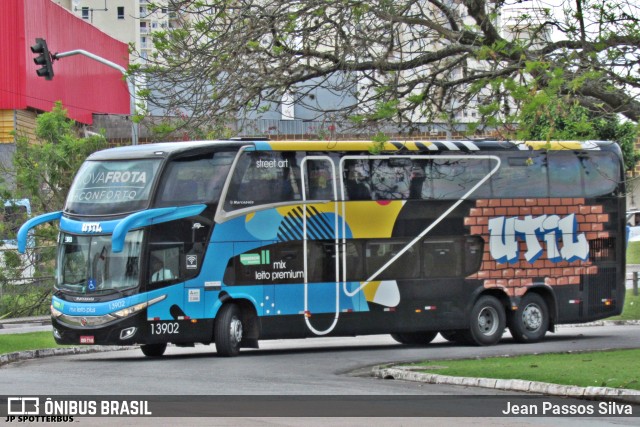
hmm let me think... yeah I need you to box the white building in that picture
[54,0,179,64]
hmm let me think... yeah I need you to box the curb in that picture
[0,346,133,367]
[372,366,640,404]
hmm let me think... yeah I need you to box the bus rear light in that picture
[424,306,437,311]
[602,299,613,306]
[569,299,582,304]
[384,307,396,312]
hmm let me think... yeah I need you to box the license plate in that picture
[80,336,95,344]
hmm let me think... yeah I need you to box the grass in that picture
[412,349,640,390]
[627,240,640,264]
[610,290,640,320]
[0,331,63,355]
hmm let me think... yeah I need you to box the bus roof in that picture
[86,139,621,160]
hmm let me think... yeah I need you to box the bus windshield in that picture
[56,230,143,294]
[65,159,161,215]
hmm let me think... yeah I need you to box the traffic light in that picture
[31,38,54,80]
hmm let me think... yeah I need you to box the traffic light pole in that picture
[53,49,139,146]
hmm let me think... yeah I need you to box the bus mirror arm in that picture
[111,204,207,253]
[17,211,63,253]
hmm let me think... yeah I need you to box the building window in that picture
[81,7,89,20]
[117,6,125,19]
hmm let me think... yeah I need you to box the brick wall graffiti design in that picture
[465,198,608,297]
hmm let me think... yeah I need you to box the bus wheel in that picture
[140,343,167,357]
[215,304,243,357]
[509,293,549,343]
[390,331,438,345]
[467,296,505,346]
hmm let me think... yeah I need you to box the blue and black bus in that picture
[18,139,626,357]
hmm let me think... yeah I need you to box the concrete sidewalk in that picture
[373,364,640,404]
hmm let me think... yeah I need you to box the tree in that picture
[517,93,639,171]
[133,0,640,137]
[0,102,108,318]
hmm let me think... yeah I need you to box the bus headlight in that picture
[51,305,62,318]
[112,295,166,319]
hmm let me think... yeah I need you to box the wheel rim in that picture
[229,316,243,345]
[477,306,499,336]
[522,303,542,332]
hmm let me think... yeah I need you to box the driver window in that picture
[149,246,180,284]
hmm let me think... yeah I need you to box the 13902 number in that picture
[150,322,179,335]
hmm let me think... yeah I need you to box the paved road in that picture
[2,324,639,425]
[3,324,639,395]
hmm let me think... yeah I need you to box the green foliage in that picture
[517,96,639,172]
[0,285,51,319]
[11,102,109,213]
[369,132,390,154]
[0,102,109,319]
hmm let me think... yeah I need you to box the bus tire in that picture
[466,295,505,346]
[508,293,549,343]
[140,343,167,357]
[390,331,438,345]
[215,303,243,357]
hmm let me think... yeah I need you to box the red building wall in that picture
[0,0,129,124]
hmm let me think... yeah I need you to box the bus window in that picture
[148,246,180,284]
[225,152,300,210]
[306,240,364,282]
[305,158,334,200]
[343,159,372,200]
[370,159,412,200]
[581,152,619,197]
[548,152,583,197]
[423,239,462,277]
[365,240,419,280]
[425,159,492,200]
[66,160,161,215]
[156,152,235,206]
[491,154,548,198]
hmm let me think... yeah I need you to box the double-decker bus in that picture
[18,139,626,357]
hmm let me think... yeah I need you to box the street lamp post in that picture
[52,49,138,145]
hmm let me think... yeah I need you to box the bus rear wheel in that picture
[390,331,438,345]
[215,303,243,357]
[508,293,549,343]
[141,343,167,357]
[465,295,505,346]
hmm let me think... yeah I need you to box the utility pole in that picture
[31,39,138,145]
[53,50,138,146]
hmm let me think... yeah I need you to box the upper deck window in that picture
[155,152,235,207]
[224,151,301,211]
[65,160,161,216]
